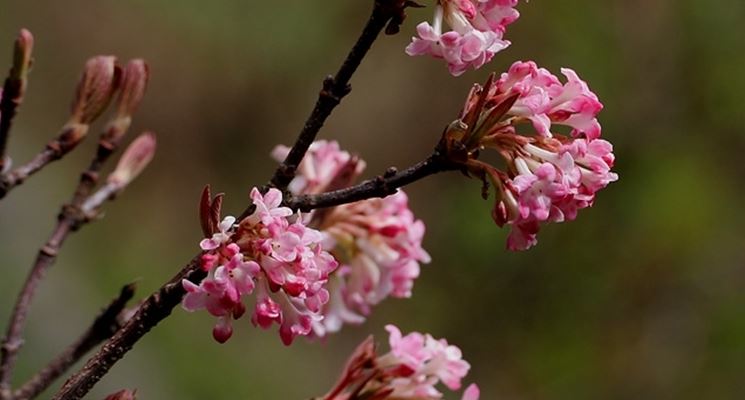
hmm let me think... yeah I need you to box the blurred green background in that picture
[1,1,744,399]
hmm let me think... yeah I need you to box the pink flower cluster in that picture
[322,325,479,400]
[273,141,431,337]
[376,325,478,399]
[272,140,365,195]
[455,61,617,250]
[316,192,431,336]
[406,0,521,76]
[182,188,338,345]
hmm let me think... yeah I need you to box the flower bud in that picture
[70,56,121,124]
[107,132,156,187]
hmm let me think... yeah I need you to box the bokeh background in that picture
[1,1,744,399]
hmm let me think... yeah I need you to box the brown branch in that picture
[286,152,455,212]
[52,256,207,400]
[0,219,74,398]
[0,133,137,396]
[269,0,408,191]
[0,59,148,392]
[12,284,136,400]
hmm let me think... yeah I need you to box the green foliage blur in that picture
[1,1,744,399]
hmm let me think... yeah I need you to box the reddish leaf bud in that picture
[115,59,149,120]
[107,132,156,187]
[71,56,121,124]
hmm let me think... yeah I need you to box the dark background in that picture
[1,1,744,399]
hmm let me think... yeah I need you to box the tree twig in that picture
[12,284,136,400]
[286,152,455,211]
[0,56,120,200]
[269,0,407,190]
[0,61,147,394]
[51,256,207,400]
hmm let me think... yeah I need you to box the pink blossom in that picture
[321,325,480,400]
[199,216,236,251]
[493,61,604,140]
[272,140,365,194]
[406,0,520,76]
[182,187,338,345]
[314,191,431,336]
[273,141,430,338]
[448,62,616,250]
[374,325,474,399]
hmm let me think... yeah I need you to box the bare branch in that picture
[12,284,136,400]
[270,0,410,190]
[286,151,455,211]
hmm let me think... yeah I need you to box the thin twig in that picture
[0,128,135,395]
[286,152,455,211]
[0,56,121,200]
[269,0,403,190]
[51,256,207,400]
[12,284,136,400]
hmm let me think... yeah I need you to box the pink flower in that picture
[444,61,617,250]
[272,140,365,194]
[272,141,430,338]
[406,0,521,76]
[314,191,431,337]
[182,187,338,345]
[320,325,480,400]
[492,61,604,140]
[199,216,236,251]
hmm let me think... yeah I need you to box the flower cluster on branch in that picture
[0,0,620,399]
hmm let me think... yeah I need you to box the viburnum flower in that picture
[181,187,338,345]
[272,141,430,337]
[441,60,617,250]
[318,325,479,400]
[316,192,431,336]
[406,0,521,76]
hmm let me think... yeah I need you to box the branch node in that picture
[40,245,58,258]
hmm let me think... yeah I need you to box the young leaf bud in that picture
[107,132,156,187]
[70,56,121,124]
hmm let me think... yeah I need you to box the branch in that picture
[0,56,120,200]
[286,152,455,211]
[12,284,136,400]
[269,0,407,190]
[0,59,148,392]
[0,134,142,395]
[52,256,207,400]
